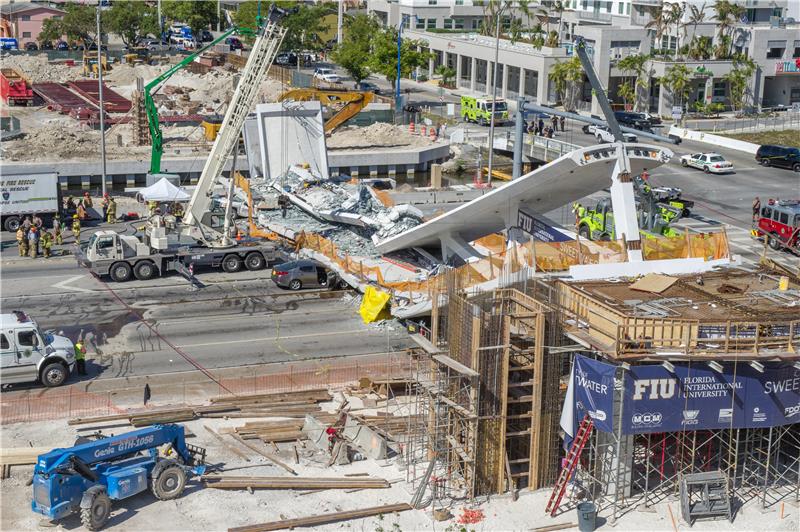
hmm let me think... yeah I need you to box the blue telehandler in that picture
[32,424,206,530]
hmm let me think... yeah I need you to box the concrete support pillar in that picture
[470,56,477,92]
[537,70,548,105]
[704,76,714,106]
[431,163,442,188]
[487,61,494,96]
[456,54,463,87]
[369,165,378,177]
[657,85,669,117]
[429,53,435,79]
[519,67,526,96]
[126,174,135,188]
[388,165,397,177]
[501,63,509,99]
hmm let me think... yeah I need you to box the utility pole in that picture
[395,16,405,113]
[96,6,107,197]
[486,12,501,187]
[337,0,344,45]
[157,0,163,52]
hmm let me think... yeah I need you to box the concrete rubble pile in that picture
[271,166,424,245]
[2,54,82,84]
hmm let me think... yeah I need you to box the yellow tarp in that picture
[359,286,391,323]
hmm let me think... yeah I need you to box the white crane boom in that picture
[182,18,287,246]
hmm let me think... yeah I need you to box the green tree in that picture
[724,56,756,113]
[550,55,583,111]
[330,13,379,84]
[280,4,334,56]
[435,65,456,88]
[369,26,431,87]
[661,63,692,120]
[617,80,635,109]
[617,53,650,112]
[163,0,217,41]
[645,7,669,54]
[105,0,159,49]
[38,4,98,47]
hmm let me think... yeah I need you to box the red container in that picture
[0,68,33,105]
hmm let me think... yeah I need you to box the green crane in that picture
[144,27,257,179]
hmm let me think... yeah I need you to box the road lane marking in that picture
[51,275,94,293]
[177,329,370,348]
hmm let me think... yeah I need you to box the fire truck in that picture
[753,199,800,253]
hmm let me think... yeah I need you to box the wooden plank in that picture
[0,447,51,465]
[410,333,441,354]
[226,432,297,475]
[228,503,413,532]
[203,425,251,462]
[531,522,577,532]
[433,354,479,377]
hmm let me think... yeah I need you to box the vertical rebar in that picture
[97,7,107,197]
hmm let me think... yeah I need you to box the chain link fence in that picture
[683,109,800,133]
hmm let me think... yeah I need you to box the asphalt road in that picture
[0,255,411,384]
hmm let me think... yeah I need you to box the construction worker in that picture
[71,215,81,243]
[53,214,63,245]
[16,226,27,257]
[31,213,43,228]
[148,200,158,216]
[41,230,52,258]
[572,202,586,227]
[171,201,184,222]
[106,196,117,224]
[101,193,110,219]
[559,115,566,132]
[21,215,31,232]
[74,339,87,375]
[753,196,761,222]
[27,226,39,258]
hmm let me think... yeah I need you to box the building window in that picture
[471,19,480,30]
[427,18,437,29]
[713,81,726,98]
[416,17,425,30]
[582,0,588,9]
[456,0,464,4]
[766,40,786,58]
[618,2,624,15]
[626,3,631,14]
[606,1,612,12]
[21,15,31,22]
[454,18,464,30]
[22,31,31,38]
[444,18,453,30]
[428,0,438,4]
[793,40,800,58]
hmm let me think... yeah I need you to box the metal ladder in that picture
[545,414,594,517]
[183,20,287,241]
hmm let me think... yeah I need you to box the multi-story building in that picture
[367,0,800,115]
[0,1,65,46]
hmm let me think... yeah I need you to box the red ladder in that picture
[545,414,594,516]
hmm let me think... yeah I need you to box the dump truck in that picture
[0,68,33,106]
[0,173,61,232]
[461,95,509,125]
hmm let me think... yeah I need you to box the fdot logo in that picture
[632,412,663,427]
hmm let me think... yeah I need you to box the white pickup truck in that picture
[587,124,638,143]
[1,311,75,387]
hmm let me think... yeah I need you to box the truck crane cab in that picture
[32,424,205,530]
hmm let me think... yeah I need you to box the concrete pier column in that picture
[501,63,509,99]
[456,54,463,87]
[470,57,477,92]
[519,68,526,96]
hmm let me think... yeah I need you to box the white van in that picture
[1,311,75,387]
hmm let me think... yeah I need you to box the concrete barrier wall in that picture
[669,126,761,155]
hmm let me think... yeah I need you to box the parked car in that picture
[201,30,214,42]
[55,41,69,51]
[225,37,243,51]
[40,41,53,50]
[275,52,297,65]
[271,260,340,290]
[356,81,381,94]
[614,110,653,130]
[680,153,734,174]
[313,67,341,84]
[24,42,38,51]
[588,124,637,143]
[755,145,800,172]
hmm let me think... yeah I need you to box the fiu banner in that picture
[623,361,800,434]
[573,354,617,433]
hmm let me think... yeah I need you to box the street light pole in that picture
[96,6,107,197]
[486,11,501,187]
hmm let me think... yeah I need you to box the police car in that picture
[680,152,734,174]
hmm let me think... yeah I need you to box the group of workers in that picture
[528,115,566,138]
[148,200,184,221]
[63,192,117,224]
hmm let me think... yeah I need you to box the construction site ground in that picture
[1,409,796,531]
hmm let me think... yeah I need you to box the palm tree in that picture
[712,0,737,58]
[724,55,756,112]
[618,53,650,111]
[666,2,684,59]
[661,63,692,120]
[550,55,583,111]
[683,2,706,60]
[536,6,551,37]
[553,0,565,43]
[645,7,669,55]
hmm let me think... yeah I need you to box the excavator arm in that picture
[278,88,374,133]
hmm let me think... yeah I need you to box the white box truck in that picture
[0,173,60,232]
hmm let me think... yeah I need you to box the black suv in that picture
[614,111,653,131]
[756,145,800,172]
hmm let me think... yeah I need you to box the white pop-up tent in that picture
[139,177,191,202]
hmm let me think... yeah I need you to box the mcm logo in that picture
[632,378,677,400]
[2,191,9,201]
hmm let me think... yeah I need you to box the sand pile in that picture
[104,63,167,85]
[2,55,82,84]
[327,122,436,150]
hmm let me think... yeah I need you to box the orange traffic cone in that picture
[409,122,415,135]
[430,127,437,140]
[420,125,427,136]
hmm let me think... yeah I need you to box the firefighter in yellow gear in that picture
[41,230,53,258]
[106,197,117,223]
[148,200,158,216]
[16,227,28,257]
[28,227,39,258]
[53,215,63,245]
[72,215,81,243]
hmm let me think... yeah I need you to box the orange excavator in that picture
[277,88,374,134]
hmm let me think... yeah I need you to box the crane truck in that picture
[76,7,290,282]
[32,424,205,530]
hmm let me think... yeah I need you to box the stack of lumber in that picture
[228,503,413,532]
[0,447,51,478]
[202,475,391,490]
[351,414,422,440]
[67,389,332,428]
[232,414,339,443]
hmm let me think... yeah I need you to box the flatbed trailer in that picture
[77,231,288,282]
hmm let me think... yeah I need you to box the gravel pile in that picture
[327,123,437,150]
[2,54,82,84]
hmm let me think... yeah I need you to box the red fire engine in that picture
[753,199,800,253]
